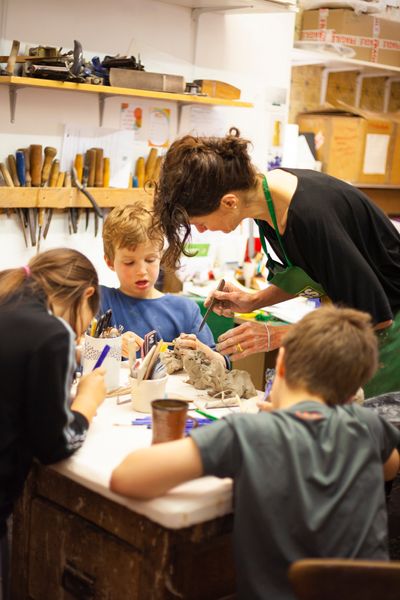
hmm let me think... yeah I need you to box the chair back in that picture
[289,558,400,600]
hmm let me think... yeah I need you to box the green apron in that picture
[256,177,326,299]
[363,310,400,398]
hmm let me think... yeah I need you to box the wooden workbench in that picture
[10,371,246,599]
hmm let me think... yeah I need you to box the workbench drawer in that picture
[28,498,141,600]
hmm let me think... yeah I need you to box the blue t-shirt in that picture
[100,286,216,348]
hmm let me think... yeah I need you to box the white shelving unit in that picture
[158,0,297,14]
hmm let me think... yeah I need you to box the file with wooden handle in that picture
[135,157,145,187]
[74,153,83,183]
[94,148,104,187]
[103,157,110,187]
[30,145,42,187]
[41,147,57,186]
[7,155,20,186]
[145,148,158,182]
[48,159,60,187]
[0,162,14,187]
[87,148,96,187]
[23,148,31,187]
[56,172,65,187]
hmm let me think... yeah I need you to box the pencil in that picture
[193,408,219,421]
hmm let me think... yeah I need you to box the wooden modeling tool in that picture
[198,279,226,332]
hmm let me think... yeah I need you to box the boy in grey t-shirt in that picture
[110,306,400,600]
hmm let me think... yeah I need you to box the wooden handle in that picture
[152,156,163,182]
[30,145,42,187]
[64,172,72,188]
[103,157,110,187]
[56,172,65,187]
[48,159,60,187]
[41,146,57,186]
[0,163,14,187]
[23,148,31,187]
[87,149,96,187]
[7,155,20,187]
[74,154,83,183]
[94,148,104,187]
[145,148,158,182]
[135,157,145,188]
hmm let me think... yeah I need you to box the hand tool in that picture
[71,167,103,233]
[135,157,145,187]
[56,171,65,187]
[87,148,96,187]
[103,157,110,187]
[41,147,57,186]
[153,156,163,182]
[28,145,42,246]
[41,159,60,241]
[94,148,104,187]
[22,148,31,187]
[82,153,91,229]
[74,153,83,182]
[145,148,158,182]
[7,155,20,186]
[0,161,27,246]
[15,151,29,247]
[0,40,20,75]
[198,279,226,332]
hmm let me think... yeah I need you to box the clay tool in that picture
[92,344,111,370]
[198,279,225,332]
[193,408,219,421]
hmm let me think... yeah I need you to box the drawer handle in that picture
[61,562,95,599]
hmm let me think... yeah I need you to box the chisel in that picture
[23,148,31,187]
[15,151,29,247]
[103,157,110,187]
[145,148,158,183]
[135,157,145,187]
[41,159,60,242]
[1,159,27,247]
[94,148,104,187]
[7,155,20,187]
[56,171,65,187]
[28,144,43,246]
[41,147,57,186]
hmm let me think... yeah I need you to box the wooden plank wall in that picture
[289,67,400,123]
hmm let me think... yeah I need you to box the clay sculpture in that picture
[161,348,257,399]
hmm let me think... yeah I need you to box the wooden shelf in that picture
[0,187,153,208]
[292,45,400,74]
[0,75,253,125]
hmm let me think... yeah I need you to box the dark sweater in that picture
[0,290,88,534]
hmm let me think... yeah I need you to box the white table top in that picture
[51,366,262,530]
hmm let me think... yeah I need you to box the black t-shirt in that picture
[257,169,400,323]
[0,290,88,534]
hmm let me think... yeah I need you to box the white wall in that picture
[0,0,295,280]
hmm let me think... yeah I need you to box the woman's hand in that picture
[175,333,226,367]
[204,281,257,317]
[216,322,290,361]
[122,331,144,359]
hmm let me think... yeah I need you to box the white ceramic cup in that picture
[82,333,122,392]
[131,375,169,413]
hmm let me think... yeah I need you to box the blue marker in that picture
[93,344,111,370]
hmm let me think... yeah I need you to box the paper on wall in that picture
[61,125,136,188]
[363,134,389,175]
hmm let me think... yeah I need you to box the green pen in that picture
[193,408,219,421]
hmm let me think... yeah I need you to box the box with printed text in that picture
[301,9,400,67]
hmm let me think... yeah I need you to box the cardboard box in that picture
[387,113,400,185]
[297,103,394,184]
[301,9,400,67]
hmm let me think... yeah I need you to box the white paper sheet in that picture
[362,134,389,175]
[61,124,136,187]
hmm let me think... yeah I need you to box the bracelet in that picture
[264,323,271,352]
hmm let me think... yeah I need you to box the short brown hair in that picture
[153,128,258,269]
[103,202,164,262]
[282,306,378,406]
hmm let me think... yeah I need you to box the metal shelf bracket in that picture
[8,83,24,123]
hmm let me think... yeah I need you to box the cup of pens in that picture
[82,310,122,392]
